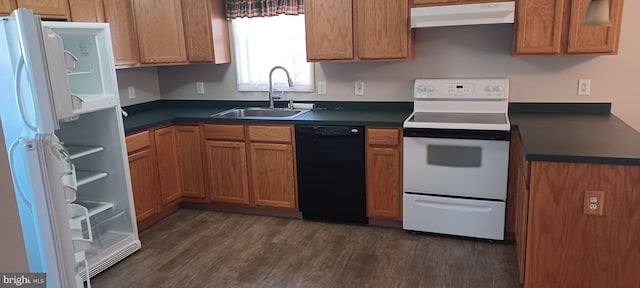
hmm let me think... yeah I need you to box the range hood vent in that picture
[411,1,515,28]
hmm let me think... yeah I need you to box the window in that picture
[231,14,314,92]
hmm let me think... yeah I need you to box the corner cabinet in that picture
[514,0,624,55]
[366,128,402,220]
[305,0,412,61]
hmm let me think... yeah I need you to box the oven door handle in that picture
[403,128,510,141]
[414,199,493,213]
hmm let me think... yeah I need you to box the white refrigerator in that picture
[0,9,141,288]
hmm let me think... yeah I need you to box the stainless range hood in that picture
[411,1,515,28]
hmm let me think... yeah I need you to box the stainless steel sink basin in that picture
[211,107,310,119]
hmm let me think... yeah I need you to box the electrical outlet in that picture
[578,79,591,96]
[127,86,135,99]
[355,80,364,96]
[317,81,327,95]
[584,190,605,216]
[196,82,205,95]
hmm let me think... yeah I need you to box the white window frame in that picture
[231,14,314,93]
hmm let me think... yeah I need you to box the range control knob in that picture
[417,85,427,93]
[495,85,503,92]
[426,85,435,92]
[485,85,494,92]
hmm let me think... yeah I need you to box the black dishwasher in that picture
[295,125,367,224]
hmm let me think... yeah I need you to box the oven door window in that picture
[427,145,482,167]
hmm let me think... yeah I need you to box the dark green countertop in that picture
[510,106,640,166]
[124,101,640,166]
[122,100,413,134]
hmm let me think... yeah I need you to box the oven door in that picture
[403,129,510,200]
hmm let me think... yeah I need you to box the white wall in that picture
[152,1,640,130]
[116,67,162,106]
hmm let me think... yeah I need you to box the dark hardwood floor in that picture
[91,209,521,288]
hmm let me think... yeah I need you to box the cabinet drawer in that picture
[204,124,245,141]
[367,128,400,146]
[248,125,292,143]
[126,131,151,153]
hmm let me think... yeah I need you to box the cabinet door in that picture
[305,0,354,61]
[0,0,17,16]
[175,126,206,199]
[366,146,402,219]
[103,0,139,66]
[566,0,623,54]
[205,141,250,205]
[16,0,68,19]
[182,0,230,63]
[128,149,159,222]
[515,167,530,283]
[68,0,104,22]
[154,127,182,206]
[355,0,410,60]
[514,0,565,55]
[249,143,297,209]
[132,0,187,64]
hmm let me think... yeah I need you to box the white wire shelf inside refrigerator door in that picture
[76,170,108,186]
[70,200,114,222]
[72,93,119,114]
[65,145,105,160]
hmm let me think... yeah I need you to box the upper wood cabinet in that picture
[514,0,624,55]
[0,0,17,16]
[175,125,206,200]
[181,0,230,63]
[68,0,104,22]
[16,0,69,19]
[305,0,412,61]
[154,127,182,206]
[305,0,354,61]
[132,0,187,64]
[356,0,411,60]
[366,128,402,220]
[103,0,139,67]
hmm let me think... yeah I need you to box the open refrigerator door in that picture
[1,9,140,287]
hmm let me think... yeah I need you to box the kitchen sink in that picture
[211,107,310,119]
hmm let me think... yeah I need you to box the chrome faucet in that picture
[268,66,294,109]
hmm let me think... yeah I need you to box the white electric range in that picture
[402,78,510,240]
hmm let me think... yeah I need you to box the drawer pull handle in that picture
[414,200,492,213]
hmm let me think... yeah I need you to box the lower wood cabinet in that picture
[249,142,297,209]
[154,127,182,206]
[203,124,298,209]
[127,148,159,222]
[366,128,402,220]
[205,140,250,205]
[511,131,640,287]
[125,130,159,223]
[175,125,207,200]
[126,126,182,227]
